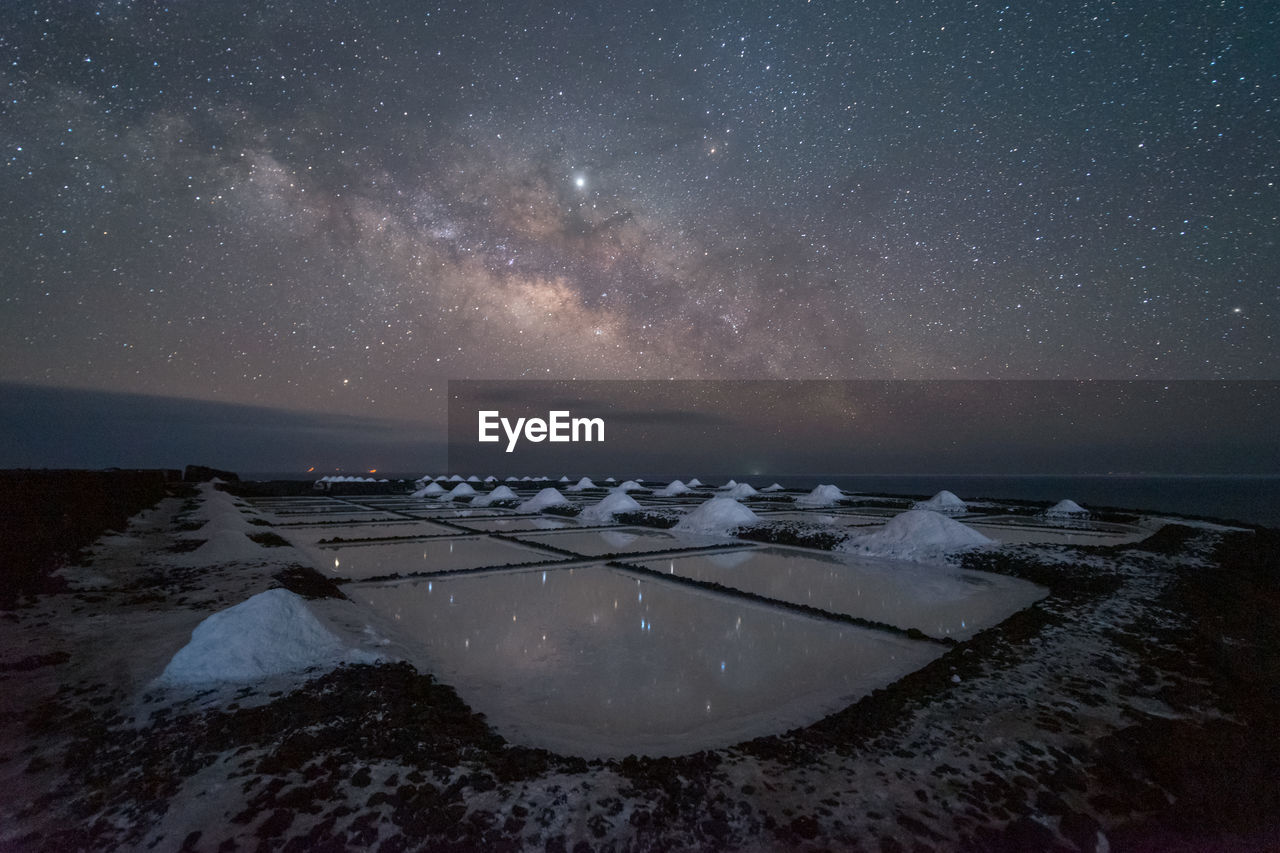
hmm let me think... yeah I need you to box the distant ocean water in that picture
[247,472,1279,528]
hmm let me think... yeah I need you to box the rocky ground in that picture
[1,492,1277,851]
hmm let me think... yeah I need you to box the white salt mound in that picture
[448,475,464,482]
[611,480,645,493]
[686,478,704,488]
[185,530,267,563]
[654,479,691,497]
[723,482,758,499]
[567,477,597,491]
[558,475,571,483]
[719,479,739,490]
[517,488,571,513]
[797,484,845,507]
[156,589,381,685]
[192,489,238,521]
[840,510,993,561]
[761,483,785,492]
[911,490,968,515]
[471,485,518,507]
[412,482,447,497]
[579,492,643,523]
[1045,499,1089,517]
[466,475,481,483]
[673,497,760,535]
[193,512,254,536]
[443,483,476,500]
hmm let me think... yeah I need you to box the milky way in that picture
[1,1,1275,423]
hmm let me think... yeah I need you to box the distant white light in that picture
[574,174,586,189]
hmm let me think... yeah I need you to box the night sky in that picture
[1,1,1277,467]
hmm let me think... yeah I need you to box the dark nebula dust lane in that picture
[1,0,1276,424]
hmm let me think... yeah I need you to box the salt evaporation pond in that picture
[247,498,344,509]
[452,516,584,532]
[354,566,945,758]
[270,512,405,525]
[344,496,423,505]
[630,546,1048,641]
[512,527,723,556]
[754,511,884,528]
[314,536,561,579]
[397,507,515,519]
[965,516,1149,546]
[266,505,387,515]
[279,520,460,545]
[347,502,443,512]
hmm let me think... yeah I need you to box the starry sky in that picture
[1,1,1276,468]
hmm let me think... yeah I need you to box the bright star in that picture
[574,174,586,189]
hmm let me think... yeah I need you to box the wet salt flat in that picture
[756,509,1148,546]
[755,511,885,528]
[397,507,516,519]
[630,546,1048,641]
[267,505,389,515]
[965,516,1149,546]
[309,536,562,579]
[270,513,408,525]
[244,494,1063,755]
[835,505,912,516]
[355,566,945,758]
[512,527,725,556]
[452,517,585,533]
[278,520,462,545]
[343,496,429,504]
[244,494,340,502]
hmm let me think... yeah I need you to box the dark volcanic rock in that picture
[183,465,240,483]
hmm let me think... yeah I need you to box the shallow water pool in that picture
[511,526,723,556]
[451,517,584,533]
[630,546,1048,641]
[754,511,885,528]
[279,520,461,545]
[310,536,563,579]
[355,565,945,757]
[964,516,1148,546]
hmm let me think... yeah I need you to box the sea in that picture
[248,472,1280,529]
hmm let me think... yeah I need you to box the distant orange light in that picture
[368,469,377,474]
[306,466,315,473]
